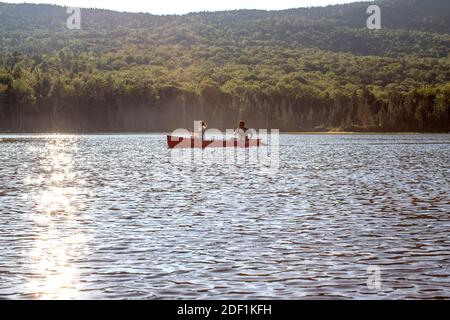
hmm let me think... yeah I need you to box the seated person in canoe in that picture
[234,121,254,141]
[189,121,207,140]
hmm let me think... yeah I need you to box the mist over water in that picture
[0,134,449,299]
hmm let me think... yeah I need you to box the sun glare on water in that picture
[25,136,91,299]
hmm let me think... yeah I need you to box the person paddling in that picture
[235,121,253,141]
[189,121,207,139]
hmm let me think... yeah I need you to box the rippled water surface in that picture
[0,134,449,299]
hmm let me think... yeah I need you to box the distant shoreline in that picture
[1,131,449,136]
[283,131,443,135]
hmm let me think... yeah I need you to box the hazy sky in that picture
[2,0,370,14]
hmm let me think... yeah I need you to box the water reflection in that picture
[0,134,449,299]
[25,136,91,299]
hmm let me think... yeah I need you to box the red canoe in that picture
[167,135,264,149]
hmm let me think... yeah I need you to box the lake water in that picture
[0,134,449,299]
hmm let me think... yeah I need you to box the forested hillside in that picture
[0,0,449,132]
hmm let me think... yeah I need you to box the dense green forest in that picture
[0,0,449,132]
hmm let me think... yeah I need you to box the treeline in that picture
[0,1,449,132]
[1,64,448,132]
